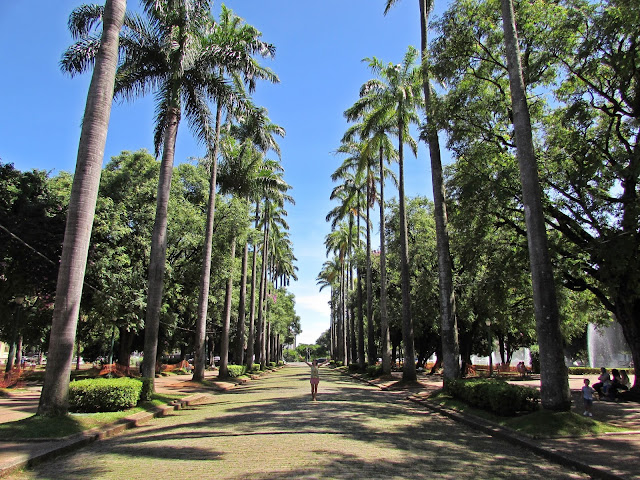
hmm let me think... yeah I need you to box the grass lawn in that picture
[0,393,183,440]
[427,390,628,438]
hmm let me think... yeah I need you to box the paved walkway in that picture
[0,366,638,479]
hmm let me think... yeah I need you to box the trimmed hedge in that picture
[445,378,539,416]
[69,377,142,413]
[568,367,603,375]
[226,365,247,378]
[250,363,260,372]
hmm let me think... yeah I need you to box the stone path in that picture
[4,365,591,479]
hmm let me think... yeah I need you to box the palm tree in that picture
[223,109,285,366]
[38,0,126,417]
[327,162,364,367]
[192,6,278,381]
[61,0,273,387]
[384,0,461,380]
[500,0,570,410]
[340,116,398,373]
[346,48,422,381]
[317,258,341,358]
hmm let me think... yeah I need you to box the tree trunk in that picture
[398,125,417,382]
[38,0,126,416]
[419,0,460,381]
[219,237,237,378]
[379,146,391,374]
[366,188,376,365]
[501,0,570,410]
[141,102,180,385]
[257,215,269,369]
[234,239,249,365]
[245,202,260,368]
[193,102,223,382]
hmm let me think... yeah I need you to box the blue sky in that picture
[0,1,450,345]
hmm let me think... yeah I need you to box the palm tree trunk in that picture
[398,124,417,382]
[501,0,570,410]
[419,0,460,380]
[219,237,236,378]
[38,0,126,417]
[235,239,249,365]
[193,102,223,382]
[141,104,180,384]
[366,184,376,365]
[257,213,269,369]
[245,201,260,368]
[357,212,366,370]
[379,146,391,375]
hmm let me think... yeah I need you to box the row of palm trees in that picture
[38,0,296,416]
[320,0,570,411]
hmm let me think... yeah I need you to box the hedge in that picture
[69,377,142,413]
[226,365,247,378]
[444,378,539,416]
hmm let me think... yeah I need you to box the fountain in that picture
[587,321,632,368]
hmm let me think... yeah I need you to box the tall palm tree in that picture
[317,257,341,358]
[327,162,364,366]
[38,0,126,417]
[223,109,285,365]
[384,0,460,380]
[346,47,422,381]
[192,6,278,381]
[500,0,570,410]
[340,117,398,373]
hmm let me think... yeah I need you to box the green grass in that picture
[427,390,627,438]
[0,394,183,440]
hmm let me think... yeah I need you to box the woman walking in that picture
[305,359,330,401]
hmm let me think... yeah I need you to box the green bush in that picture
[348,363,360,372]
[268,362,276,368]
[69,378,142,413]
[226,365,247,378]
[250,363,261,372]
[568,367,601,375]
[445,378,539,416]
[366,364,383,378]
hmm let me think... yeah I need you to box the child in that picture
[582,378,595,417]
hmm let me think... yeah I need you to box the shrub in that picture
[226,365,247,378]
[444,378,539,416]
[268,362,276,368]
[69,378,142,413]
[348,363,360,372]
[568,367,601,375]
[251,363,261,372]
[366,364,383,378]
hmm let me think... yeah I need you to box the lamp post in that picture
[485,319,493,377]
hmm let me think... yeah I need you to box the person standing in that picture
[305,359,330,401]
[582,378,595,416]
